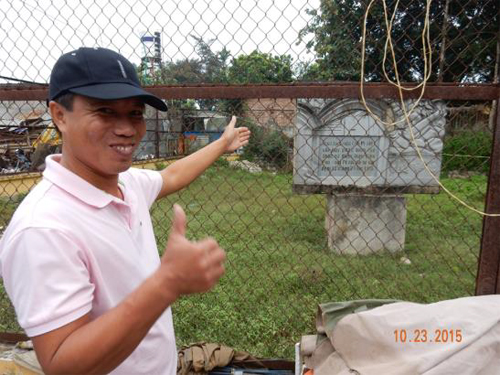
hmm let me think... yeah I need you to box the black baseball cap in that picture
[49,47,167,111]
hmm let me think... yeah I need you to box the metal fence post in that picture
[476,93,500,295]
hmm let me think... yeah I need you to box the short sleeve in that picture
[120,168,163,208]
[1,227,94,337]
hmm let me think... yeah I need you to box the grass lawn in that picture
[151,162,485,358]
[0,162,487,359]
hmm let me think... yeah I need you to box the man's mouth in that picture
[111,144,135,156]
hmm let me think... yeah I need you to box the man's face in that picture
[54,95,146,181]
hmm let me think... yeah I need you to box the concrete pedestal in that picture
[325,194,407,255]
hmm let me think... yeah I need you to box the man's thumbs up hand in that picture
[170,204,186,237]
[160,204,226,299]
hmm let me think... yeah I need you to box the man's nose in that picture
[114,116,137,137]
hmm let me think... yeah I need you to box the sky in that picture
[0,0,320,84]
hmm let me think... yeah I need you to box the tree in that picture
[160,59,204,84]
[138,37,232,110]
[443,0,498,83]
[138,40,295,114]
[190,36,231,110]
[191,36,231,84]
[299,0,498,83]
[298,0,365,81]
[224,51,294,116]
[228,51,293,84]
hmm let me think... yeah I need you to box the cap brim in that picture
[69,83,168,111]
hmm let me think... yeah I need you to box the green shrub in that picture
[213,157,230,168]
[442,131,492,174]
[241,121,292,171]
[155,162,167,171]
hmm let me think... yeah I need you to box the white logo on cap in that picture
[117,60,127,78]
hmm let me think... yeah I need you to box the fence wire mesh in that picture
[1,0,498,85]
[0,96,495,358]
[0,0,498,361]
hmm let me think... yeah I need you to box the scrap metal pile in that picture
[0,105,57,174]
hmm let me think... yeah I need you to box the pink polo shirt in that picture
[0,155,177,375]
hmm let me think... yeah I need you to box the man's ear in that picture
[48,101,68,133]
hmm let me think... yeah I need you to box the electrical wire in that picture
[360,0,499,217]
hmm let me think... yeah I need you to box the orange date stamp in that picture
[394,329,463,343]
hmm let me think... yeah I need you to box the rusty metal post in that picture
[476,95,500,295]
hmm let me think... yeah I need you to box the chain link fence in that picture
[0,0,498,360]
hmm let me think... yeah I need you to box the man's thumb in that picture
[226,115,237,130]
[171,204,186,237]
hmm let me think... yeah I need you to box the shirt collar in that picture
[43,154,127,209]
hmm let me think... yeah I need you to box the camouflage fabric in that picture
[177,342,255,375]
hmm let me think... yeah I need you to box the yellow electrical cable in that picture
[360,0,430,127]
[361,0,433,126]
[380,0,432,90]
[360,0,499,217]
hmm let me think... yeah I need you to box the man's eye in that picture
[97,108,114,114]
[131,111,144,118]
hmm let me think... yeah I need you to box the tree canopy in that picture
[298,0,498,83]
[140,38,294,88]
[228,51,293,84]
[139,38,294,110]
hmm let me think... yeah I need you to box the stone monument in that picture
[294,98,446,255]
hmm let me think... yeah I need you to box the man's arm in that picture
[158,116,250,199]
[32,205,225,375]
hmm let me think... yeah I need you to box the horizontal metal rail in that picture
[0,83,498,101]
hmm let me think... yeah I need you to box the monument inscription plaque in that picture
[293,98,446,254]
[293,98,446,194]
[318,136,379,177]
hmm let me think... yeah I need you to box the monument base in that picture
[325,194,407,255]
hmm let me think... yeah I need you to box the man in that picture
[0,47,250,375]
